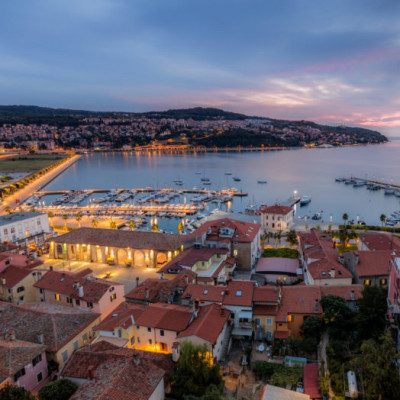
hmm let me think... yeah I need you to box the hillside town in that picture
[0,203,399,399]
[0,109,387,151]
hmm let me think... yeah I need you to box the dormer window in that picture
[203,289,208,295]
[235,290,242,297]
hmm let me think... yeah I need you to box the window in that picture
[10,227,15,234]
[37,219,41,225]
[118,329,122,338]
[233,249,238,257]
[161,343,166,351]
[380,279,387,286]
[235,290,242,297]
[83,333,88,343]
[130,337,135,345]
[364,279,371,286]
[255,318,261,327]
[37,372,43,382]
[147,327,151,333]
[137,337,141,344]
[75,299,80,306]
[39,289,43,294]
[110,293,117,302]
[74,341,78,350]
[19,296,24,303]
[136,325,140,330]
[14,368,25,381]
[17,286,24,293]
[87,302,93,308]
[32,354,42,367]
[160,330,165,337]
[3,228,7,235]
[66,297,72,304]
[55,294,60,301]
[266,331,273,340]
[62,350,68,362]
[266,318,273,326]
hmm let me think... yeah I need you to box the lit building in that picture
[259,205,294,232]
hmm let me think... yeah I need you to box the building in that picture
[177,303,230,362]
[259,205,294,232]
[62,341,174,400]
[50,228,184,267]
[260,384,310,400]
[343,250,391,287]
[182,284,227,306]
[0,333,48,392]
[157,246,233,285]
[0,212,51,245]
[255,257,300,284]
[93,302,146,348]
[188,218,261,270]
[358,233,400,252]
[299,229,353,286]
[34,268,124,320]
[0,302,100,369]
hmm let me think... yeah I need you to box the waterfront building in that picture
[49,228,184,268]
[0,302,100,369]
[0,212,51,246]
[34,268,124,320]
[0,334,48,392]
[188,218,261,270]
[93,302,146,348]
[259,204,294,232]
[62,341,173,400]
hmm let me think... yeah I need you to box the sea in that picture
[41,139,400,232]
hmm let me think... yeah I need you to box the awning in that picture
[238,311,252,319]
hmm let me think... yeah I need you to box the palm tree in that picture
[62,214,68,230]
[380,214,386,229]
[109,220,117,230]
[91,218,98,228]
[286,229,298,247]
[75,213,82,228]
[48,211,54,226]
[273,231,282,249]
[4,206,11,215]
[342,213,349,228]
[128,220,135,231]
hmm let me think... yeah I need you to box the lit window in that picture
[110,293,117,302]
[364,279,371,286]
[55,294,60,301]
[380,279,387,286]
[66,297,72,304]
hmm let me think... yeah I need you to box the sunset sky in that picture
[1,0,399,135]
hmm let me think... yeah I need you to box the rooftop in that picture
[259,205,293,215]
[0,212,45,227]
[223,280,255,307]
[256,257,299,275]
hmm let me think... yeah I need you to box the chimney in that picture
[133,352,140,365]
[330,268,335,278]
[87,365,95,380]
[145,288,149,300]
[136,277,139,287]
[37,334,44,344]
[1,278,6,286]
[314,299,319,313]
[220,306,225,317]
[354,252,359,265]
[195,299,200,311]
[350,290,355,301]
[78,284,84,298]
[184,275,189,285]
[49,265,53,271]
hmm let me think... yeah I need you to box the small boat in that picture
[311,213,322,220]
[233,177,241,182]
[300,195,311,206]
[335,177,344,182]
[224,172,232,175]
[385,185,395,195]
[344,179,353,185]
[353,181,365,187]
[257,180,267,184]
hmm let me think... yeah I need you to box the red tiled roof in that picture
[94,302,146,332]
[135,303,192,332]
[253,305,278,316]
[303,363,322,399]
[189,218,260,243]
[182,284,227,303]
[320,285,363,301]
[223,280,255,307]
[355,250,391,277]
[253,286,280,303]
[177,304,229,344]
[259,205,292,215]
[0,266,32,288]
[359,234,400,252]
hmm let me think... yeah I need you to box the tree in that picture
[48,211,54,226]
[356,286,387,341]
[169,341,224,399]
[352,331,400,400]
[62,214,68,229]
[380,214,386,229]
[320,295,354,338]
[0,385,36,400]
[109,220,117,230]
[91,218,98,228]
[128,220,135,231]
[286,229,298,247]
[273,231,282,248]
[75,213,82,228]
[342,213,349,227]
[38,378,78,400]
[5,206,11,214]
[300,316,323,355]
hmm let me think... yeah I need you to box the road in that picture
[0,154,81,214]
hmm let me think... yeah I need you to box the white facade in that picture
[261,210,294,232]
[135,326,177,353]
[0,212,50,243]
[224,304,253,337]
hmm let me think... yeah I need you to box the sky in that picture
[1,0,399,135]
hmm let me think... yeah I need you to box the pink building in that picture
[0,333,48,392]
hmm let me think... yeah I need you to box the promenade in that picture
[0,154,81,215]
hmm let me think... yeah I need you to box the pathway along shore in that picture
[0,154,81,215]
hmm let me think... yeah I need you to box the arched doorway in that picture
[156,252,167,266]
[133,250,145,267]
[117,248,129,265]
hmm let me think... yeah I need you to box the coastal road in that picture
[0,154,81,215]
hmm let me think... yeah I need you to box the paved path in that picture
[321,332,335,400]
[0,154,80,214]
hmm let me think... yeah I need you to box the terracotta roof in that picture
[135,303,192,331]
[0,338,46,376]
[63,342,174,400]
[52,227,183,251]
[34,269,122,303]
[0,266,33,288]
[182,284,227,303]
[355,250,391,277]
[94,302,146,332]
[359,234,400,252]
[320,285,363,301]
[189,218,260,243]
[256,258,299,275]
[253,305,278,316]
[253,286,280,303]
[259,205,293,215]
[306,259,352,280]
[303,363,322,399]
[177,304,229,344]
[157,246,228,275]
[0,301,99,352]
[223,280,255,307]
